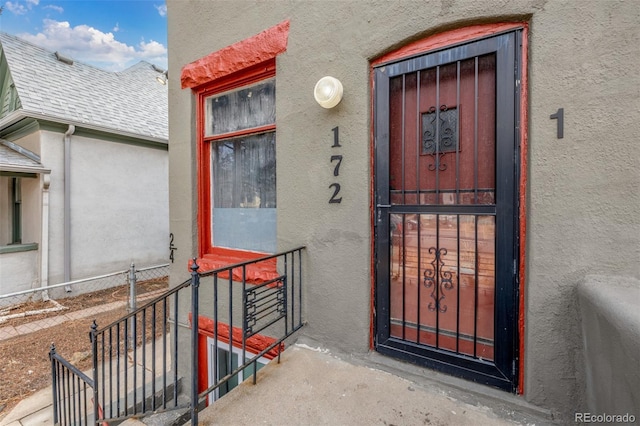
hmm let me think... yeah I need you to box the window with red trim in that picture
[196,61,277,264]
[186,20,289,270]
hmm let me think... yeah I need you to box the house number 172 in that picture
[329,126,343,204]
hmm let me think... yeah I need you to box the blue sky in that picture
[0,0,167,71]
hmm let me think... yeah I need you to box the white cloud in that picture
[44,4,64,13]
[138,39,165,57]
[6,0,38,14]
[113,22,120,32]
[5,1,28,15]
[18,19,168,71]
[154,4,166,17]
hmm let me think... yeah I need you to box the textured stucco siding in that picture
[578,276,640,420]
[69,135,169,276]
[524,2,640,417]
[39,129,169,285]
[0,250,39,296]
[0,131,44,295]
[166,0,640,420]
[39,129,65,284]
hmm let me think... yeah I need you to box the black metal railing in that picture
[191,246,305,424]
[50,246,305,425]
[49,345,96,426]
[90,278,192,423]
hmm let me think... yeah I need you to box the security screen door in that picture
[374,31,521,391]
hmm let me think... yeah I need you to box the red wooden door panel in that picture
[388,54,497,360]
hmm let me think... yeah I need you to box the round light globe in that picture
[314,76,343,108]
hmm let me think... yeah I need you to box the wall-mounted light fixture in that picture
[314,76,343,108]
[156,70,168,85]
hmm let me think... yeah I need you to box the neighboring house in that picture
[0,32,169,297]
[165,1,639,423]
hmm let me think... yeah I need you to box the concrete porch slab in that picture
[196,343,550,425]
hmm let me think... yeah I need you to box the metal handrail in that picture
[50,247,305,425]
[95,277,190,333]
[50,345,96,425]
[191,246,306,424]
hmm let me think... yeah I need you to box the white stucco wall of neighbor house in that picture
[69,135,169,277]
[167,0,640,421]
[0,250,39,296]
[38,129,169,286]
[0,136,43,296]
[40,129,65,285]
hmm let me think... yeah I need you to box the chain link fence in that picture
[0,263,169,339]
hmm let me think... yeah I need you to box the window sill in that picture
[0,243,38,254]
[189,314,283,360]
[189,248,278,285]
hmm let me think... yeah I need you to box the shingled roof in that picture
[0,139,50,174]
[0,32,168,142]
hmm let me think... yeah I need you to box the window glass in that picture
[209,340,267,401]
[206,74,277,254]
[12,177,21,244]
[211,133,276,209]
[211,132,276,252]
[216,349,267,393]
[0,176,21,245]
[205,79,276,137]
[217,348,239,397]
[0,176,10,244]
[243,357,265,380]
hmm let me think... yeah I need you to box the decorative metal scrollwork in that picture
[422,105,458,171]
[243,276,286,337]
[423,247,454,313]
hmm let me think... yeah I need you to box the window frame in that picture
[196,60,277,262]
[206,336,269,404]
[11,176,21,244]
[1,172,36,249]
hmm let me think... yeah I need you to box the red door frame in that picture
[369,22,528,394]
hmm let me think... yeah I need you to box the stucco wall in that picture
[0,249,39,297]
[20,174,40,245]
[39,129,65,284]
[0,134,43,295]
[69,134,169,276]
[578,276,640,421]
[38,129,169,285]
[166,0,640,419]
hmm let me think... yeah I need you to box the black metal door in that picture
[374,31,521,391]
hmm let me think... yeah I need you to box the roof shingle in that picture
[0,139,49,173]
[0,32,168,141]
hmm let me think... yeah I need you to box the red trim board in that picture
[181,20,290,90]
[188,313,283,397]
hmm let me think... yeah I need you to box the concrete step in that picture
[137,406,191,426]
[106,395,191,426]
[120,419,145,425]
[101,375,183,423]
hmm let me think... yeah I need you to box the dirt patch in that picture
[0,279,168,328]
[0,278,168,420]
